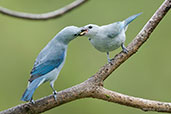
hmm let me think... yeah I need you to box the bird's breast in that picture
[90,31,126,52]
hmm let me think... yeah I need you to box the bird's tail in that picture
[123,13,142,28]
[21,77,45,102]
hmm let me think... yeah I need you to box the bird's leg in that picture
[30,97,35,104]
[121,43,128,54]
[50,82,57,101]
[107,52,112,63]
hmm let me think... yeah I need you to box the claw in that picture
[121,43,128,54]
[107,58,112,63]
[53,91,57,101]
[107,52,112,63]
[30,99,35,104]
[122,48,128,54]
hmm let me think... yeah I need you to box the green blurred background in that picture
[0,0,170,114]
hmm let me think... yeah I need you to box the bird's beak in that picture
[79,29,88,36]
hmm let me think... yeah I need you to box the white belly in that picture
[44,68,60,82]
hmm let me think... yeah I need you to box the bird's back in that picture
[90,22,125,52]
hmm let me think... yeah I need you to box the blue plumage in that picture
[21,26,82,102]
[21,77,45,101]
[80,13,141,62]
[124,13,142,28]
[30,51,65,78]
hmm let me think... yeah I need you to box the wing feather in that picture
[29,46,65,82]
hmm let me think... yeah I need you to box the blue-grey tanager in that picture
[80,13,141,62]
[21,26,82,103]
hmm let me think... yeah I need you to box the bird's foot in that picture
[30,99,35,104]
[122,48,128,54]
[107,52,112,64]
[107,58,113,65]
[121,43,128,54]
[53,90,57,101]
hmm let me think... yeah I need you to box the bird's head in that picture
[79,24,99,37]
[57,26,82,44]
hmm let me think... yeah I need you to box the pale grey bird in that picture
[80,13,142,62]
[21,26,82,103]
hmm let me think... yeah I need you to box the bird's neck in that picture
[54,34,72,45]
[49,37,68,49]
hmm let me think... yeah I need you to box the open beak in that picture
[79,29,88,36]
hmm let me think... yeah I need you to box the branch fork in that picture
[0,0,170,114]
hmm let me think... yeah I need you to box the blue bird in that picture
[80,13,142,62]
[21,26,82,102]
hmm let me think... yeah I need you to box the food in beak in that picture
[79,30,88,36]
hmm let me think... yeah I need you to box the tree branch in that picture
[0,0,88,20]
[93,87,171,113]
[0,0,170,114]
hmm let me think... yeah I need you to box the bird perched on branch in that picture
[80,13,142,62]
[21,26,82,103]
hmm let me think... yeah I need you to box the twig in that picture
[0,0,170,114]
[0,0,88,20]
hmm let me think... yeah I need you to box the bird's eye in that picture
[74,34,77,36]
[88,26,93,29]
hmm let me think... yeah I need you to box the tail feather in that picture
[21,77,45,102]
[123,13,142,28]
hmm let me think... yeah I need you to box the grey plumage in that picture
[21,26,82,102]
[80,13,141,62]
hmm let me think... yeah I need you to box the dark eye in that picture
[88,26,93,29]
[74,34,77,36]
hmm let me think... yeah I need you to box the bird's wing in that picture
[29,47,65,82]
[101,22,123,38]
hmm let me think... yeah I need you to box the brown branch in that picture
[0,80,94,114]
[93,87,171,113]
[0,0,170,114]
[0,0,88,20]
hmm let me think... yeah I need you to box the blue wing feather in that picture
[105,13,141,39]
[123,13,142,28]
[31,60,62,76]
[29,47,65,82]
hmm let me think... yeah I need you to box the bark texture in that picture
[0,0,170,114]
